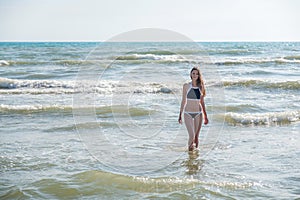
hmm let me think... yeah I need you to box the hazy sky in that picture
[0,0,299,41]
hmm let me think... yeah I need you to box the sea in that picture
[0,42,299,199]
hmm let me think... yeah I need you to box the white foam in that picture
[0,104,69,111]
[0,60,9,66]
[212,57,300,65]
[135,53,185,61]
[0,78,14,88]
[225,111,300,125]
[0,77,74,89]
[0,78,178,95]
[117,53,190,62]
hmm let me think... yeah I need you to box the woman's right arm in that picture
[178,84,187,124]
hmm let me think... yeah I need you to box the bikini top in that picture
[187,83,201,100]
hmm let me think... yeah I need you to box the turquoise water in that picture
[0,42,299,199]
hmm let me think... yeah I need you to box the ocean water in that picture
[0,42,299,199]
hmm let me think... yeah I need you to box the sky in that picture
[0,0,299,41]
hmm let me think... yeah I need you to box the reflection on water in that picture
[182,150,205,175]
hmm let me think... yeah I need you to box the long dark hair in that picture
[190,67,206,96]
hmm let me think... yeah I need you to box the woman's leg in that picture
[193,114,203,148]
[184,113,195,151]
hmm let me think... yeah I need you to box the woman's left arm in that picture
[200,96,209,125]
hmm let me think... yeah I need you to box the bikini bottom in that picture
[184,112,202,119]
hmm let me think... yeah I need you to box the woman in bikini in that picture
[178,67,209,151]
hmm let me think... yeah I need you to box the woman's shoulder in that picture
[183,82,191,87]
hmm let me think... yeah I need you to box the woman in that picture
[178,67,209,151]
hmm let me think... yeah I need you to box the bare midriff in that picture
[185,100,202,113]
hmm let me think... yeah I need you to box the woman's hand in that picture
[178,114,182,124]
[204,116,209,125]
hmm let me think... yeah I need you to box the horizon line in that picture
[0,40,300,43]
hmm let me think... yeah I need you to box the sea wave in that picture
[0,78,177,94]
[224,104,262,113]
[214,57,300,65]
[204,48,261,56]
[128,49,208,55]
[5,60,97,66]
[0,104,73,114]
[45,121,119,132]
[2,54,193,67]
[0,104,155,117]
[222,80,300,90]
[1,77,298,95]
[225,111,300,126]
[283,55,300,60]
[1,169,258,199]
[6,56,300,67]
[0,60,9,66]
[0,77,74,90]
[8,55,300,67]
[129,50,176,55]
[70,170,256,193]
[115,53,189,62]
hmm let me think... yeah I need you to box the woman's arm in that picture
[178,84,187,124]
[200,96,209,125]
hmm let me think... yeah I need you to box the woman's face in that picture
[191,70,199,80]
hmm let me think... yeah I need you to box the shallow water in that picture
[1,42,299,199]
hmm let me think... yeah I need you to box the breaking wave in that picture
[0,60,9,66]
[213,57,300,65]
[0,78,177,94]
[225,111,300,126]
[222,80,300,90]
